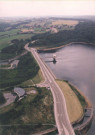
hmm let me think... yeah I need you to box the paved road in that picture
[25,44,75,135]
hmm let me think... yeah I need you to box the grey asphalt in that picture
[25,44,75,135]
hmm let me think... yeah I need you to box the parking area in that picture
[0,92,16,108]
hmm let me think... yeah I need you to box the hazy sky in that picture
[0,0,95,17]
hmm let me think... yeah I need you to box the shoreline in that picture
[1,42,94,134]
[69,82,92,108]
[37,42,95,52]
[65,82,93,134]
[56,79,93,134]
[37,41,94,134]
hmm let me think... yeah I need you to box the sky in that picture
[0,0,95,17]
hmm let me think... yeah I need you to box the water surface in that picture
[39,44,95,135]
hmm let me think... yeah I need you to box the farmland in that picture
[0,17,94,135]
[0,33,33,50]
[0,18,80,50]
[52,20,79,26]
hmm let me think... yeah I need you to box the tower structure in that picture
[53,54,56,63]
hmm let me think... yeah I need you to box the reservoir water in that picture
[39,43,95,135]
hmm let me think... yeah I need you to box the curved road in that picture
[25,44,75,135]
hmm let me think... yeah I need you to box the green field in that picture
[0,31,33,50]
[0,29,19,36]
[20,69,44,87]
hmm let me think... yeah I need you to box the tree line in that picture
[0,39,27,60]
[29,21,95,48]
[0,53,39,88]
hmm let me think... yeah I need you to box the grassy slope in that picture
[20,69,45,87]
[0,29,19,36]
[56,80,83,123]
[0,87,55,135]
[32,69,45,83]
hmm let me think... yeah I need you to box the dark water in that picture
[39,44,95,135]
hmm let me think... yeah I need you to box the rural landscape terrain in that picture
[0,16,95,135]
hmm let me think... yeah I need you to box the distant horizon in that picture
[0,0,95,17]
[0,15,95,19]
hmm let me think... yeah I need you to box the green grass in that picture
[34,27,47,34]
[68,83,87,109]
[0,29,20,36]
[0,33,33,50]
[56,80,83,123]
[0,53,16,60]
[20,69,44,87]
[34,27,43,32]
[0,64,10,68]
[0,87,55,135]
[0,103,14,114]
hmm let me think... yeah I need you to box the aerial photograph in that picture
[0,0,95,135]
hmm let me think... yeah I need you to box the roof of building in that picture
[14,87,25,97]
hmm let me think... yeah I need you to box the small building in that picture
[53,54,57,63]
[14,87,25,98]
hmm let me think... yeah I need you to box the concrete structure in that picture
[74,108,93,132]
[14,87,25,98]
[53,54,57,63]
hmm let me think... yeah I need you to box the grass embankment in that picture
[0,87,55,135]
[68,83,92,109]
[68,83,91,108]
[56,80,84,123]
[21,69,45,87]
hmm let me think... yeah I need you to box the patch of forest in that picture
[0,52,39,88]
[0,91,6,105]
[0,87,55,135]
[0,20,31,32]
[29,21,95,48]
[0,22,11,32]
[0,39,26,60]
